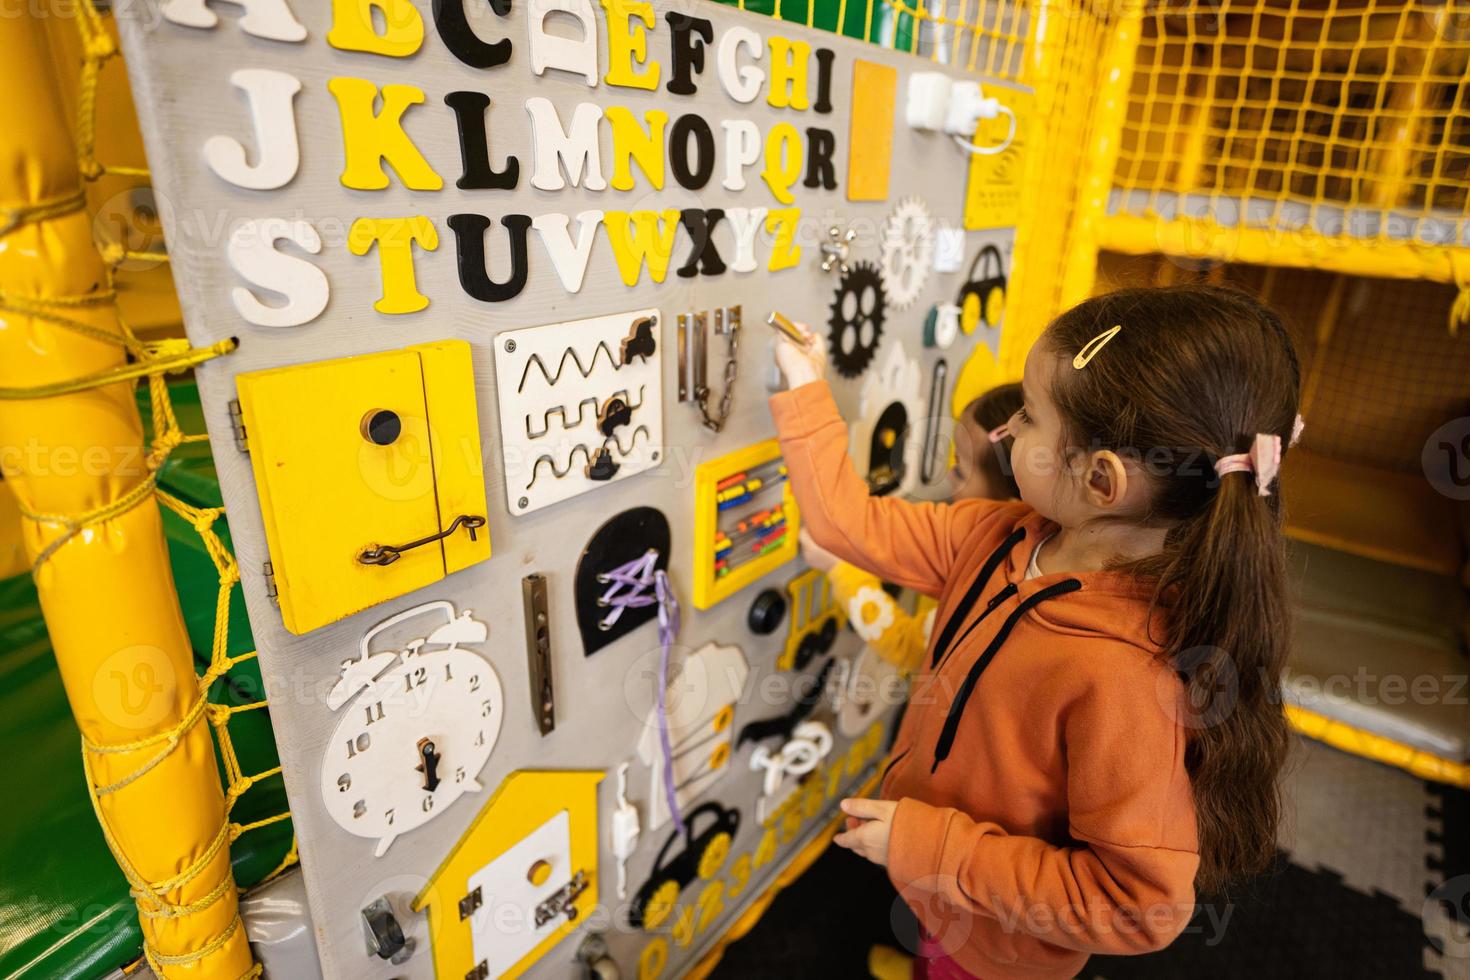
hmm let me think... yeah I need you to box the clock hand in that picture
[416,738,442,793]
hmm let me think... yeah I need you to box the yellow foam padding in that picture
[685,769,883,980]
[414,770,604,980]
[0,480,24,579]
[846,61,897,202]
[1282,450,1463,577]
[1286,704,1470,789]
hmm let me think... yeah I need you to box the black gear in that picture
[827,261,886,378]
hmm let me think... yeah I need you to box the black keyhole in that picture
[362,409,402,446]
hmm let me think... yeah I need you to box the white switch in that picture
[935,225,965,273]
[907,71,953,131]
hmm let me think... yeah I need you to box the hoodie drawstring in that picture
[931,578,1083,772]
[930,527,1027,669]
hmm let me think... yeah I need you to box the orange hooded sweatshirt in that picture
[771,381,1200,980]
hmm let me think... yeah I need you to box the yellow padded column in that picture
[0,12,252,979]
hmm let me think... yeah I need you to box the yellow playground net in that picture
[1105,0,1470,311]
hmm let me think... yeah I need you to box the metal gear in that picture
[878,197,935,309]
[827,261,886,378]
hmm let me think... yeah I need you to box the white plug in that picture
[944,81,1002,136]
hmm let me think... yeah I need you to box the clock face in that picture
[320,603,504,856]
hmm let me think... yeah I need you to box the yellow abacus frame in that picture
[692,439,801,610]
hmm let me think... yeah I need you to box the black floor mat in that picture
[1091,854,1436,979]
[712,847,1440,979]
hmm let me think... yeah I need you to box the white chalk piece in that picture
[526,98,608,191]
[724,206,768,274]
[203,69,303,191]
[527,0,599,85]
[717,26,764,104]
[160,0,307,41]
[720,119,761,192]
[227,217,329,327]
[532,210,604,293]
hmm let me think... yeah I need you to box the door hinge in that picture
[228,399,249,453]
[263,561,277,601]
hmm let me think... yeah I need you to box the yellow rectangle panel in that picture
[692,439,799,610]
[846,60,897,202]
[236,340,491,634]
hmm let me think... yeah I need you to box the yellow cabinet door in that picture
[236,341,490,634]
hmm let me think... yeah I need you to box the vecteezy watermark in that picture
[1424,874,1470,959]
[1423,417,1470,501]
[92,644,179,731]
[888,879,1232,957]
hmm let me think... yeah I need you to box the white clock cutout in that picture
[321,601,504,856]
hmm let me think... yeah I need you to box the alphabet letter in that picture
[448,213,531,303]
[445,91,519,189]
[666,13,712,96]
[526,98,607,190]
[432,0,511,68]
[348,216,439,314]
[532,210,603,293]
[717,26,763,104]
[204,69,302,190]
[228,218,329,327]
[327,0,424,56]
[160,0,306,41]
[328,78,443,190]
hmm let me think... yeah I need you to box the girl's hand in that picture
[773,321,827,389]
[833,797,897,867]
[799,529,840,573]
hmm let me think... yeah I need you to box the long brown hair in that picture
[1042,285,1300,895]
[965,382,1024,497]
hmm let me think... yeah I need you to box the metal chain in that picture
[693,320,739,433]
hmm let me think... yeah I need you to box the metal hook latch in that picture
[358,515,486,566]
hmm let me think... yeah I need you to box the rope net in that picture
[1107,0,1470,317]
[0,3,296,974]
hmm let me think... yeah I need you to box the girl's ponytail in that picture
[1157,452,1291,894]
[1043,285,1302,896]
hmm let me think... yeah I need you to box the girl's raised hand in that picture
[799,528,840,573]
[833,797,897,867]
[773,320,827,389]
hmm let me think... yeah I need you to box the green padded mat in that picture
[0,383,290,980]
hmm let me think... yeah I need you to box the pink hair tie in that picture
[1214,434,1283,496]
[987,422,1011,444]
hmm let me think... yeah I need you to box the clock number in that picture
[352,799,366,819]
[469,674,481,692]
[404,667,427,692]
[385,808,395,826]
[337,773,351,793]
[364,701,385,725]
[444,662,454,682]
[481,699,494,717]
[474,730,485,747]
[346,732,371,757]
[422,795,435,813]
[455,766,466,783]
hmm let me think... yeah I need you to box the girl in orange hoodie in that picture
[768,285,1301,980]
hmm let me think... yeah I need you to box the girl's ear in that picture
[1084,450,1130,510]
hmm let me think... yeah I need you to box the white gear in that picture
[879,197,936,310]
